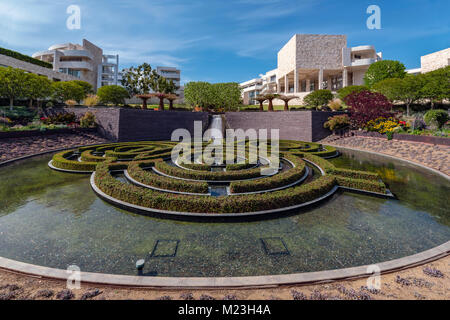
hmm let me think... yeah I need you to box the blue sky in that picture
[0,0,449,84]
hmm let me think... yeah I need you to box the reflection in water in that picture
[0,152,448,277]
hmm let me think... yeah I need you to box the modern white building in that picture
[241,34,382,105]
[407,48,450,75]
[32,39,120,90]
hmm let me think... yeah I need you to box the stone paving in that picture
[0,132,109,163]
[321,135,450,175]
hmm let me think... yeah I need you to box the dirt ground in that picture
[0,256,448,300]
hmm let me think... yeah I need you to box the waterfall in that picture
[206,115,224,145]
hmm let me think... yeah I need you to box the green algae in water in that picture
[0,152,448,277]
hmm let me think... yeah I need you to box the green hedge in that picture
[226,162,255,171]
[0,47,53,69]
[307,145,338,157]
[95,161,337,213]
[52,150,99,171]
[301,153,335,172]
[335,176,387,194]
[327,168,380,181]
[105,147,172,159]
[127,162,209,194]
[155,160,266,181]
[80,150,111,163]
[230,154,306,193]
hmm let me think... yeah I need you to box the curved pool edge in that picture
[0,241,448,288]
[0,143,449,288]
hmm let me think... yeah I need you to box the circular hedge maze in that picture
[49,140,393,218]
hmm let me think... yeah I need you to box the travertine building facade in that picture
[0,53,79,82]
[32,39,120,90]
[241,34,382,105]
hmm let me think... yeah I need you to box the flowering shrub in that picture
[344,91,392,128]
[80,111,96,128]
[83,94,100,107]
[65,99,77,106]
[41,113,77,125]
[365,117,409,134]
[424,109,449,129]
[0,117,12,126]
[324,115,350,131]
[327,98,343,111]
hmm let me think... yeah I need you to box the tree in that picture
[254,95,266,111]
[72,80,93,96]
[121,63,155,109]
[397,75,425,116]
[211,82,241,112]
[0,67,28,110]
[184,81,214,110]
[24,73,53,108]
[372,78,404,111]
[150,74,177,111]
[184,81,241,112]
[278,95,298,111]
[263,93,280,112]
[52,81,85,104]
[303,90,333,110]
[420,66,450,108]
[344,90,393,128]
[97,85,129,106]
[165,94,178,110]
[364,60,406,87]
[337,85,369,100]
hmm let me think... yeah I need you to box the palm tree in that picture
[263,93,280,112]
[255,95,267,111]
[278,95,298,111]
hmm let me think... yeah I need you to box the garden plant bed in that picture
[44,140,392,218]
[353,130,450,146]
[0,127,97,139]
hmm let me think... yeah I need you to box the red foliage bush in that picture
[344,91,393,128]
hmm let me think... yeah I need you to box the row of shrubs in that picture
[127,162,210,194]
[0,47,53,69]
[52,142,175,171]
[155,160,266,181]
[300,153,387,194]
[52,150,99,171]
[229,154,306,193]
[105,147,172,160]
[335,176,387,194]
[94,160,337,214]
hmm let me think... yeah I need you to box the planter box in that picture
[0,127,97,140]
[353,131,450,146]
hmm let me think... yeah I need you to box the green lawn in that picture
[238,104,314,111]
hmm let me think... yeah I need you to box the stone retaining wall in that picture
[224,111,342,142]
[45,108,209,142]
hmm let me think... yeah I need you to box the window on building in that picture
[60,57,83,62]
[270,75,276,82]
[301,80,306,92]
[59,68,80,78]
